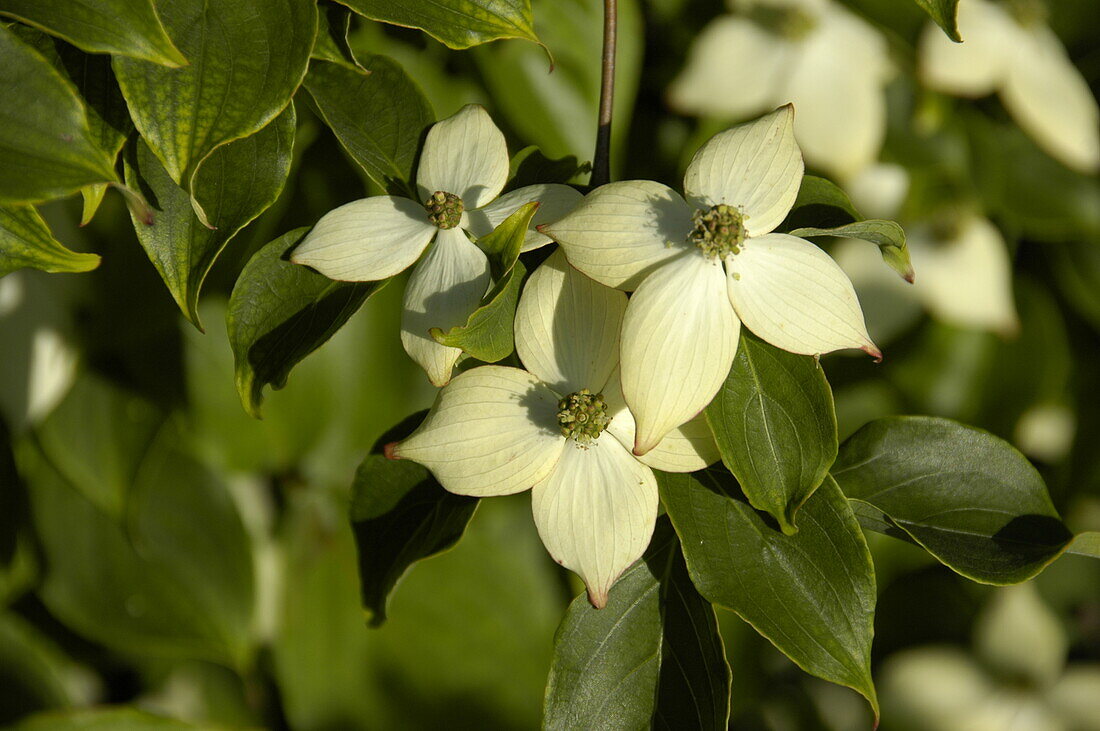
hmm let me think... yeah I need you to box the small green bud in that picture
[425,191,464,229]
[689,204,748,259]
[557,388,611,444]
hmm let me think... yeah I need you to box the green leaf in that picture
[112,0,315,205]
[912,0,962,42]
[429,202,536,362]
[227,227,386,418]
[705,331,837,535]
[508,145,590,189]
[15,708,195,730]
[0,613,83,717]
[0,26,118,203]
[792,220,914,283]
[0,205,100,277]
[311,3,361,71]
[543,520,730,729]
[304,54,433,196]
[350,447,479,625]
[659,468,878,718]
[832,416,1074,584]
[124,104,296,328]
[782,175,860,229]
[0,0,186,66]
[1067,532,1100,559]
[337,0,540,49]
[20,377,255,667]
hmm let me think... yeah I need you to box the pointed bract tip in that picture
[778,102,795,118]
[383,442,401,461]
[864,344,883,363]
[632,437,657,457]
[535,223,550,234]
[904,270,916,284]
[587,587,608,610]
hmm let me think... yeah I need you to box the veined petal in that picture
[531,435,658,608]
[620,254,739,455]
[782,14,888,179]
[908,215,1018,335]
[515,250,627,395]
[683,106,804,237]
[1002,25,1100,173]
[392,366,566,497]
[604,370,720,472]
[918,0,1012,96]
[667,16,792,118]
[540,180,694,290]
[416,104,509,209]
[727,233,878,357]
[400,227,491,386]
[290,196,437,281]
[465,184,584,252]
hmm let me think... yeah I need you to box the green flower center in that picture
[1006,0,1047,27]
[749,5,817,40]
[557,389,611,444]
[425,191,464,229]
[689,204,748,259]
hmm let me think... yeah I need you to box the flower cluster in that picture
[294,104,875,606]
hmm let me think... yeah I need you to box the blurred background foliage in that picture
[1,0,1099,728]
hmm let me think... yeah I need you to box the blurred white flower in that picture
[668,0,892,180]
[919,0,1100,174]
[291,104,582,386]
[391,251,719,608]
[544,107,878,454]
[836,213,1018,341]
[881,583,1100,731]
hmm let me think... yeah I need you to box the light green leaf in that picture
[351,431,479,625]
[705,331,837,535]
[0,26,118,203]
[474,0,643,163]
[913,0,962,42]
[337,0,540,49]
[791,220,914,283]
[1,205,100,277]
[0,0,186,66]
[832,416,1074,584]
[124,105,296,328]
[113,0,315,205]
[1067,532,1100,559]
[16,708,195,730]
[20,377,255,667]
[659,468,879,718]
[430,202,536,362]
[544,520,730,729]
[304,53,433,195]
[227,228,386,418]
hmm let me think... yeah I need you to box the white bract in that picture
[919,0,1100,174]
[390,251,720,608]
[668,0,892,180]
[290,104,582,386]
[543,107,878,455]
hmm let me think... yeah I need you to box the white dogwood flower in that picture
[668,0,892,180]
[919,0,1100,173]
[542,106,878,454]
[291,104,582,386]
[390,251,719,608]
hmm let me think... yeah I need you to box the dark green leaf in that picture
[0,26,118,203]
[0,613,80,718]
[791,220,914,283]
[227,227,386,418]
[350,451,479,626]
[544,520,730,730]
[0,0,186,65]
[21,377,254,667]
[311,3,361,71]
[705,331,837,534]
[124,104,296,328]
[912,0,961,42]
[0,205,100,276]
[337,0,540,49]
[832,416,1073,584]
[430,202,537,362]
[507,145,590,189]
[304,54,433,196]
[659,468,878,717]
[781,175,860,230]
[113,0,315,203]
[15,708,195,730]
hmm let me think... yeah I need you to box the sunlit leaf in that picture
[833,416,1074,584]
[912,0,962,42]
[705,331,837,534]
[338,0,540,49]
[1,205,100,277]
[792,220,913,283]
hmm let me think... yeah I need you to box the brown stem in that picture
[591,0,617,188]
